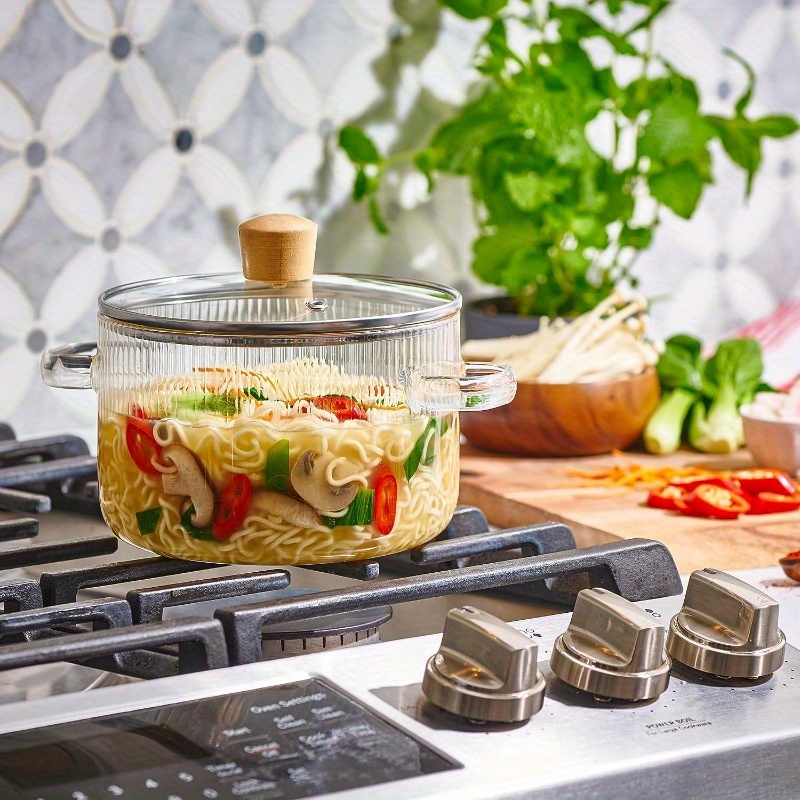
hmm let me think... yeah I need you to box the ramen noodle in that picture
[98,359,459,565]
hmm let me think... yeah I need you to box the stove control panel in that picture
[422,605,546,723]
[668,568,786,679]
[0,679,457,800]
[549,588,671,701]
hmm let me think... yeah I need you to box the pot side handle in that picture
[403,362,516,415]
[41,342,96,389]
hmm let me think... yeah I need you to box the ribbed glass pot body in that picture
[95,311,462,565]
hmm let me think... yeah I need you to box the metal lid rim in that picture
[98,272,462,334]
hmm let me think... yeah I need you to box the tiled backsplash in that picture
[0,0,797,437]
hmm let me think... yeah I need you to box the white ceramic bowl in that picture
[741,405,800,476]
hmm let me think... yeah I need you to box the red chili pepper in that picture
[673,497,702,517]
[668,475,742,493]
[213,473,252,539]
[306,395,367,422]
[746,491,800,515]
[371,464,397,535]
[130,403,148,419]
[730,469,797,497]
[684,484,750,520]
[646,485,687,511]
[125,418,162,476]
[784,550,800,560]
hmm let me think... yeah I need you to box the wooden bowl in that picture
[779,556,800,583]
[460,368,660,457]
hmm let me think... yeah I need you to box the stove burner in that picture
[260,592,392,658]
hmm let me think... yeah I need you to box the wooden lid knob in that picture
[238,213,317,283]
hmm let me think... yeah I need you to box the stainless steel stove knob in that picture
[667,568,786,679]
[422,605,546,723]
[550,588,670,701]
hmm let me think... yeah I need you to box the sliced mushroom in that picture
[160,444,214,527]
[290,450,358,512]
[251,491,322,528]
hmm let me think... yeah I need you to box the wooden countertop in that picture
[459,445,800,574]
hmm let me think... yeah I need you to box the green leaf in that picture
[136,506,162,535]
[747,115,800,138]
[508,84,579,150]
[706,116,761,195]
[561,248,591,275]
[472,225,537,289]
[598,172,635,223]
[503,172,570,211]
[618,225,653,249]
[569,214,607,247]
[638,96,715,162]
[501,249,551,294]
[441,0,507,20]
[338,126,381,165]
[649,161,706,219]
[478,18,523,73]
[620,77,672,119]
[368,196,389,234]
[551,7,637,55]
[429,98,519,174]
[553,129,599,168]
[708,114,798,195]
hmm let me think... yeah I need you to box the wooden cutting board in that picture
[458,445,800,573]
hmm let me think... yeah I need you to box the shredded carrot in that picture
[558,452,729,492]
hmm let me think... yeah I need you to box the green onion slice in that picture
[135,506,162,535]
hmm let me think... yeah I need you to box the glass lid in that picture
[98,272,461,335]
[98,213,460,337]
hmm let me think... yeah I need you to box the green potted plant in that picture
[339,0,798,337]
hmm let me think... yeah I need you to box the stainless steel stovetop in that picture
[0,567,797,800]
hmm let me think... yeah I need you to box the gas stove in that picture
[0,566,797,800]
[0,428,797,798]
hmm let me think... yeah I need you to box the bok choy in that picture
[643,335,703,455]
[644,334,770,455]
[688,338,767,453]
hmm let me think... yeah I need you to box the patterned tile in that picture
[0,0,795,438]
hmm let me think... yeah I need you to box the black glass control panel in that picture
[0,679,457,799]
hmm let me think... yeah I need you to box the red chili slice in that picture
[213,473,252,539]
[668,475,741,493]
[306,395,368,422]
[130,403,148,419]
[749,491,800,515]
[371,464,397,535]
[730,469,797,497]
[646,485,687,511]
[684,484,750,520]
[125,417,162,476]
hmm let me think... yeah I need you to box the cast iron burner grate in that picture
[0,427,683,683]
[0,424,98,515]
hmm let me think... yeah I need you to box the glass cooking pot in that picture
[42,214,515,566]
